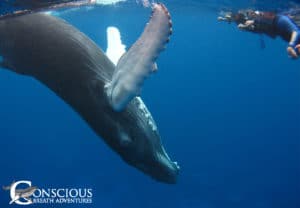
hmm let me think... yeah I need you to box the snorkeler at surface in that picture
[218,9,300,59]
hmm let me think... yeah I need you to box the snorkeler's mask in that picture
[218,11,248,24]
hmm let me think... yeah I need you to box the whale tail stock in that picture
[105,3,172,111]
[2,180,16,191]
[2,185,10,191]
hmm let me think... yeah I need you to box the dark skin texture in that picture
[0,12,179,183]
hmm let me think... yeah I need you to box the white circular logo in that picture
[3,180,93,205]
[9,180,34,205]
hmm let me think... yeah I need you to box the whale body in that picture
[0,4,179,183]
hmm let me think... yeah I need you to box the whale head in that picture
[110,97,179,184]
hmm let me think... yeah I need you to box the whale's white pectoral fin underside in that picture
[24,197,32,202]
[105,3,172,111]
[105,26,126,66]
[9,196,20,204]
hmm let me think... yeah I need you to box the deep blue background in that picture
[0,1,299,208]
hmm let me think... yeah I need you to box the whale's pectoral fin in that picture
[24,197,32,202]
[105,3,172,111]
[9,196,20,204]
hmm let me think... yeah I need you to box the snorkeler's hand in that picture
[218,17,225,21]
[238,20,254,30]
[238,23,246,29]
[218,16,231,22]
[287,46,298,59]
[295,44,300,55]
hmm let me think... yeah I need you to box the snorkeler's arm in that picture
[218,16,227,21]
[287,31,300,58]
[218,14,232,22]
[238,20,254,30]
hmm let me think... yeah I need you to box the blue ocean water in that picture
[0,0,299,208]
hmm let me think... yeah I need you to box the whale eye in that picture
[119,131,133,147]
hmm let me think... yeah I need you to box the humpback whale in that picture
[3,181,38,205]
[0,3,179,183]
